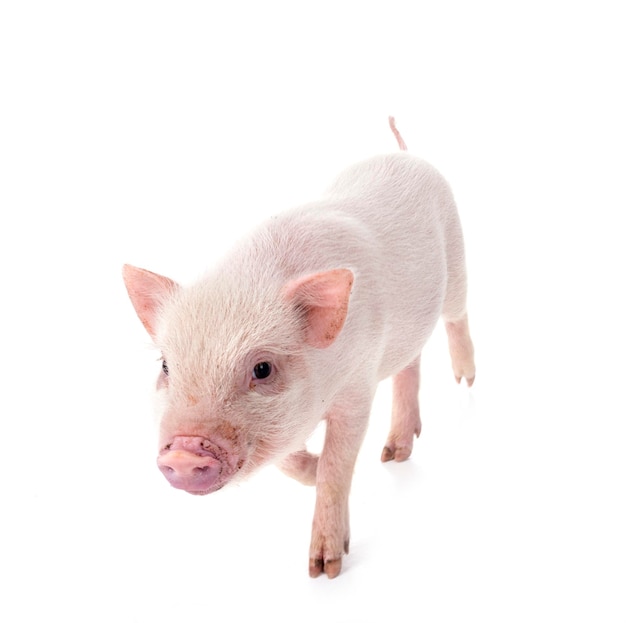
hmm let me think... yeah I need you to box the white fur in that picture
[124,150,474,578]
[155,154,461,458]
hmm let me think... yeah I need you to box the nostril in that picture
[157,443,225,493]
[158,464,176,477]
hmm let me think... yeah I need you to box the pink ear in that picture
[283,269,354,349]
[122,264,179,339]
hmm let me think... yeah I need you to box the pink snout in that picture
[157,436,224,495]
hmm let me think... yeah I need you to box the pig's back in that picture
[324,153,456,377]
[325,152,455,230]
[222,153,457,384]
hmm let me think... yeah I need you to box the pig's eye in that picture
[253,361,272,380]
[162,360,169,376]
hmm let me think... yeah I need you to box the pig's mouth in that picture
[157,435,241,495]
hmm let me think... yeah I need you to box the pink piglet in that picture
[123,117,475,578]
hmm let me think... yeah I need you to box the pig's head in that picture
[122,264,353,495]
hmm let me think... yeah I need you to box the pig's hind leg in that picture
[442,214,476,386]
[445,315,475,386]
[382,356,422,462]
[278,449,318,486]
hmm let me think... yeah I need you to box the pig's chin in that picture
[181,472,233,496]
[185,482,226,496]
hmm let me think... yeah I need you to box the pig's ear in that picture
[283,268,354,349]
[122,264,180,339]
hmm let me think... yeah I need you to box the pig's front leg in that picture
[309,402,369,579]
[278,449,318,486]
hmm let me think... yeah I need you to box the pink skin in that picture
[445,315,476,386]
[157,436,231,495]
[382,356,422,462]
[308,395,370,579]
[123,119,476,579]
[155,410,251,495]
[389,116,408,151]
[278,449,319,486]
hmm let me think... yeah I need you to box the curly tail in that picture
[388,116,408,151]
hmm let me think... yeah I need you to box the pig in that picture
[123,117,475,579]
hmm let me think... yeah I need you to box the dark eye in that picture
[253,361,272,380]
[162,360,169,376]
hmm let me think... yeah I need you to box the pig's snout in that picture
[157,436,225,495]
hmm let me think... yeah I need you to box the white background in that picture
[2,1,625,621]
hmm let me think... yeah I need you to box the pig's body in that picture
[124,138,475,579]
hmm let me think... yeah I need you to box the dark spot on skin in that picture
[216,420,240,445]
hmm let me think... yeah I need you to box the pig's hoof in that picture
[309,539,349,579]
[309,556,342,579]
[451,353,475,387]
[381,427,419,462]
[381,443,412,462]
[455,373,475,387]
